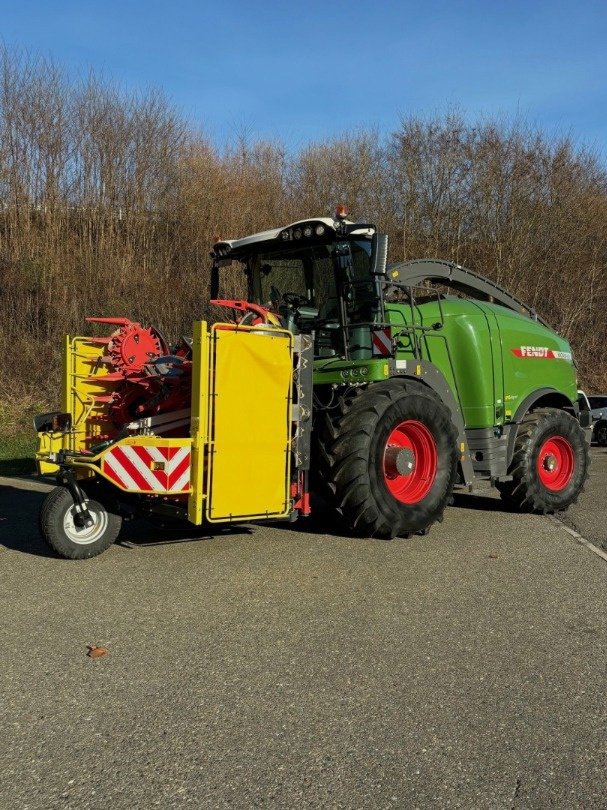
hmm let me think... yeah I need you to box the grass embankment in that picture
[0,433,36,476]
[0,394,47,477]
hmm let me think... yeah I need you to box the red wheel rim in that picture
[536,436,575,491]
[383,420,438,504]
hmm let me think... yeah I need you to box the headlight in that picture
[315,224,325,236]
[293,229,302,240]
[303,225,313,237]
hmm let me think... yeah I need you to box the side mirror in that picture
[370,233,388,276]
[210,261,220,299]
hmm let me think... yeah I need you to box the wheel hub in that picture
[63,504,108,545]
[384,445,416,478]
[382,419,438,504]
[542,454,557,472]
[536,436,575,491]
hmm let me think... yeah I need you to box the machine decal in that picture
[102,445,191,492]
[372,328,392,356]
[511,347,572,361]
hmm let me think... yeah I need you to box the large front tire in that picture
[39,486,122,559]
[320,381,458,538]
[496,408,589,513]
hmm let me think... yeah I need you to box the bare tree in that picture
[0,46,606,426]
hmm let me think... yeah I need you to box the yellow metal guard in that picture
[36,334,120,475]
[37,320,294,529]
[205,325,293,522]
[187,321,210,524]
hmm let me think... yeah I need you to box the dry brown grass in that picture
[0,388,48,436]
[0,48,606,411]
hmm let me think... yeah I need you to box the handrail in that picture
[385,259,548,327]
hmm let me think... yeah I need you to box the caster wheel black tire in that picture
[39,486,122,559]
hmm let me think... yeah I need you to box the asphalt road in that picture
[560,445,607,552]
[0,457,605,809]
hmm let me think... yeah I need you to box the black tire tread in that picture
[496,408,589,513]
[315,378,458,538]
[315,379,438,503]
[39,486,122,560]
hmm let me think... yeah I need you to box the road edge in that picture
[550,515,607,563]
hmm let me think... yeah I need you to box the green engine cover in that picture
[385,297,577,428]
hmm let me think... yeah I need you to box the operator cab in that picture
[211,207,387,359]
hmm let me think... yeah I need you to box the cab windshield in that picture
[253,244,334,311]
[250,239,374,322]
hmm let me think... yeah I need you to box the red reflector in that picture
[335,203,348,219]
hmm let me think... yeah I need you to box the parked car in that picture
[588,394,607,446]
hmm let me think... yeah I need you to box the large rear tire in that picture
[496,408,589,513]
[39,486,122,559]
[318,380,458,538]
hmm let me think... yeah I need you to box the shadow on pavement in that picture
[0,481,521,558]
[0,484,56,557]
[0,458,35,477]
[271,496,360,539]
[452,490,516,513]
[276,516,357,539]
[116,519,252,549]
[277,490,517,537]
[0,483,253,558]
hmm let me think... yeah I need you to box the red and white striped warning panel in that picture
[372,328,392,356]
[101,444,191,493]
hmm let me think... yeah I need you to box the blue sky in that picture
[2,0,607,154]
